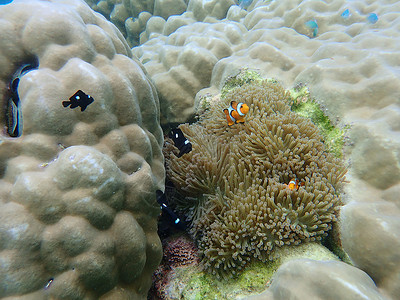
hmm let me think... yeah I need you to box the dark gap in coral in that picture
[4,57,39,138]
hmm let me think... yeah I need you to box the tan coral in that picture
[167,81,346,278]
[132,20,247,124]
[248,259,387,300]
[0,0,163,298]
[84,0,190,46]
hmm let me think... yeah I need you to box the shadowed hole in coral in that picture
[4,58,39,138]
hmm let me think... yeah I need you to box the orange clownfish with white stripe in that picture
[285,178,305,190]
[223,101,249,126]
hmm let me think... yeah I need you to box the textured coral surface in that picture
[130,0,400,298]
[248,259,389,300]
[167,81,347,278]
[84,0,236,46]
[0,0,163,298]
[153,242,341,299]
[132,0,400,130]
[134,19,246,124]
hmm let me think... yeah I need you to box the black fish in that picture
[62,90,94,111]
[156,190,186,230]
[169,128,192,157]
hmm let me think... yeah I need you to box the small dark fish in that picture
[156,190,186,230]
[44,278,54,290]
[62,90,94,111]
[169,128,192,157]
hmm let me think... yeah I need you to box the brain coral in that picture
[0,0,163,298]
[166,81,347,278]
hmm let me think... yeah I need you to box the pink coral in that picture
[164,234,200,268]
[149,234,199,299]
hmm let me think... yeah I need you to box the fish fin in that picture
[62,101,71,107]
[230,101,238,110]
[73,90,85,98]
[156,190,166,205]
[224,108,232,125]
[80,105,87,111]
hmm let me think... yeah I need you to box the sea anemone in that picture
[166,80,347,278]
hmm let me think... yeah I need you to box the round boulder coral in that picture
[166,81,347,278]
[0,0,163,298]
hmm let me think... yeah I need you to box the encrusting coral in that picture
[166,80,347,278]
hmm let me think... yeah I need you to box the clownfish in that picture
[223,101,249,126]
[285,178,305,191]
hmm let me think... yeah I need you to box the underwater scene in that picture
[0,0,399,299]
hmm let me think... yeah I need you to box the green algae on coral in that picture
[162,243,339,299]
[289,84,348,158]
[220,68,265,99]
